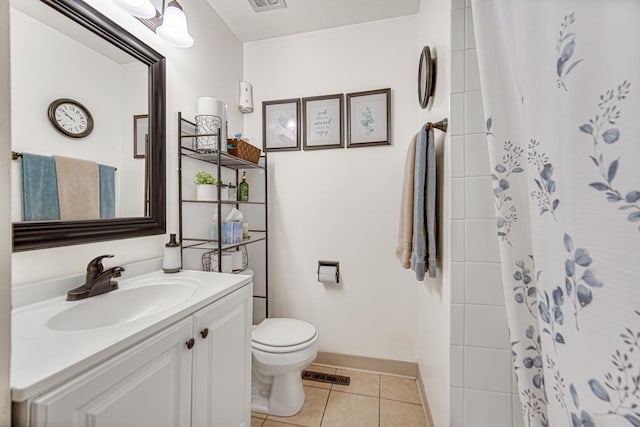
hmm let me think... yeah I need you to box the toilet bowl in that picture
[251,317,318,416]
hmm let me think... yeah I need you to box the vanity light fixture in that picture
[114,0,194,48]
[156,1,194,48]
[114,0,156,18]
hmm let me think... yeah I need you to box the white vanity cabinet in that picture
[29,318,194,427]
[19,283,252,427]
[191,280,252,427]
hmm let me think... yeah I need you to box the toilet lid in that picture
[252,318,317,348]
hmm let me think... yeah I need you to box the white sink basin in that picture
[47,281,197,331]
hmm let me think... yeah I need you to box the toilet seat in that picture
[252,318,317,354]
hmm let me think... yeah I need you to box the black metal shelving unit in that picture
[178,112,268,319]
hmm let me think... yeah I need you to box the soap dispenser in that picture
[163,234,181,273]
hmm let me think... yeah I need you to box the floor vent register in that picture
[301,370,351,386]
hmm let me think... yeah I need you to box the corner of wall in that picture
[0,0,12,423]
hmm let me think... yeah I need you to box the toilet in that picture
[250,317,319,416]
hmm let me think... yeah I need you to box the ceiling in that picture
[205,0,421,42]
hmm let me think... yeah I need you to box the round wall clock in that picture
[418,45,437,109]
[47,98,94,138]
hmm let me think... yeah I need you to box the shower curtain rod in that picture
[11,151,117,171]
[424,118,448,132]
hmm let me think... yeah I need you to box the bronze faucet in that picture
[66,255,125,301]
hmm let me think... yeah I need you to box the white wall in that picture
[415,0,451,425]
[244,16,422,362]
[11,0,243,284]
[119,62,149,218]
[449,2,519,426]
[0,1,11,424]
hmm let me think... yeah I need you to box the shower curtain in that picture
[471,1,640,426]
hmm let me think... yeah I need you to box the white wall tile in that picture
[450,93,464,135]
[512,394,525,427]
[464,389,511,427]
[451,303,464,346]
[464,91,485,134]
[450,387,464,427]
[452,0,465,11]
[465,220,499,262]
[452,178,465,220]
[451,261,465,304]
[465,305,510,349]
[465,133,491,176]
[464,347,512,393]
[465,49,481,91]
[465,7,475,49]
[465,176,495,219]
[465,262,504,306]
[450,136,465,178]
[452,9,465,51]
[451,220,465,261]
[450,345,464,387]
[451,50,465,94]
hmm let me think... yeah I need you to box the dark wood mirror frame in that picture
[13,0,166,252]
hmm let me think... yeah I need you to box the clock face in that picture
[48,98,94,138]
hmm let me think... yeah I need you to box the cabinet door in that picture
[30,318,194,427]
[192,284,252,427]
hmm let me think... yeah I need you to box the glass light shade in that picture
[156,2,194,48]
[114,0,156,19]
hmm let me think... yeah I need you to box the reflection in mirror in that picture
[10,0,166,251]
[10,0,148,221]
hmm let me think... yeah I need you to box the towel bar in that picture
[424,118,448,133]
[11,151,117,171]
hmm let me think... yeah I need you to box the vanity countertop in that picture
[11,269,252,402]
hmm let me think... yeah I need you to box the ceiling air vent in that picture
[248,0,287,13]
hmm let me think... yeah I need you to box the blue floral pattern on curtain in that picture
[472,1,640,426]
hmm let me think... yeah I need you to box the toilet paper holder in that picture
[317,260,340,284]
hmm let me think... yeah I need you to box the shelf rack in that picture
[178,112,268,319]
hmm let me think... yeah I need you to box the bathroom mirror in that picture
[418,45,436,109]
[11,0,166,251]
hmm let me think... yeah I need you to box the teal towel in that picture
[426,128,437,278]
[99,164,116,218]
[21,153,60,221]
[411,127,427,281]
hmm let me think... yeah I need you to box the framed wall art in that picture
[133,114,148,158]
[346,88,391,148]
[302,94,344,150]
[262,98,301,152]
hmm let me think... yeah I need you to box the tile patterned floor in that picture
[251,364,430,427]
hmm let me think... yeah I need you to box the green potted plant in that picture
[194,171,218,201]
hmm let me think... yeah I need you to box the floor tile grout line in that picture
[318,388,331,427]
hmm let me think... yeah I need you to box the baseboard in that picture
[416,366,435,427]
[313,352,418,378]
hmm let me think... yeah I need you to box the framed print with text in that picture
[302,94,344,150]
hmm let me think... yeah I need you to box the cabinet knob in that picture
[185,338,195,350]
[200,328,209,339]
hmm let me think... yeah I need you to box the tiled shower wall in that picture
[449,1,524,426]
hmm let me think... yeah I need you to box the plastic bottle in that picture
[239,172,249,202]
[210,211,218,241]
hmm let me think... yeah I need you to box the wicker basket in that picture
[228,139,260,164]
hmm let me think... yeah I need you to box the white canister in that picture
[230,250,243,271]
[196,97,227,152]
[220,253,233,273]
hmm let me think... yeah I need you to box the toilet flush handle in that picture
[200,328,209,339]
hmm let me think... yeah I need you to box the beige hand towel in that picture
[53,155,100,220]
[396,134,417,268]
